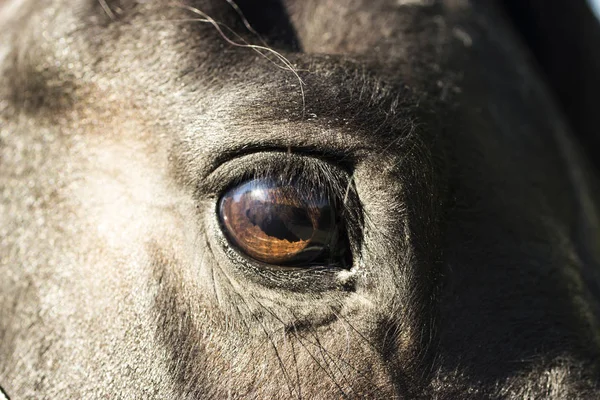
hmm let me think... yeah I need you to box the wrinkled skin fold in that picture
[1,0,600,398]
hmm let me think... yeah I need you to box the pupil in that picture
[245,202,314,242]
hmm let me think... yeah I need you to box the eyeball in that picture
[218,178,345,267]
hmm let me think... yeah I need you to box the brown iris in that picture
[219,179,339,266]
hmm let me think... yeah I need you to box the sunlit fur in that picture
[1,0,600,398]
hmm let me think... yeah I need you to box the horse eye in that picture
[218,179,346,267]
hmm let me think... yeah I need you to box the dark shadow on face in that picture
[228,0,302,51]
[500,0,600,171]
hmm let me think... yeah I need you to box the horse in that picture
[1,0,599,398]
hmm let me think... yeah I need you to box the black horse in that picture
[1,0,599,398]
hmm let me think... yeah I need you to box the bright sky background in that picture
[590,0,600,21]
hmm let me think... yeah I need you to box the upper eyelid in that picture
[177,127,367,183]
[203,146,358,180]
[196,150,355,198]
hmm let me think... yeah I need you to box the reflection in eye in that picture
[219,179,346,267]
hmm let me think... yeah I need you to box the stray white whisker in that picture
[169,2,307,115]
[158,18,307,74]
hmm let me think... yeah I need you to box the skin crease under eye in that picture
[219,178,340,266]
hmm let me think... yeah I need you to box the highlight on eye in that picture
[218,178,347,268]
